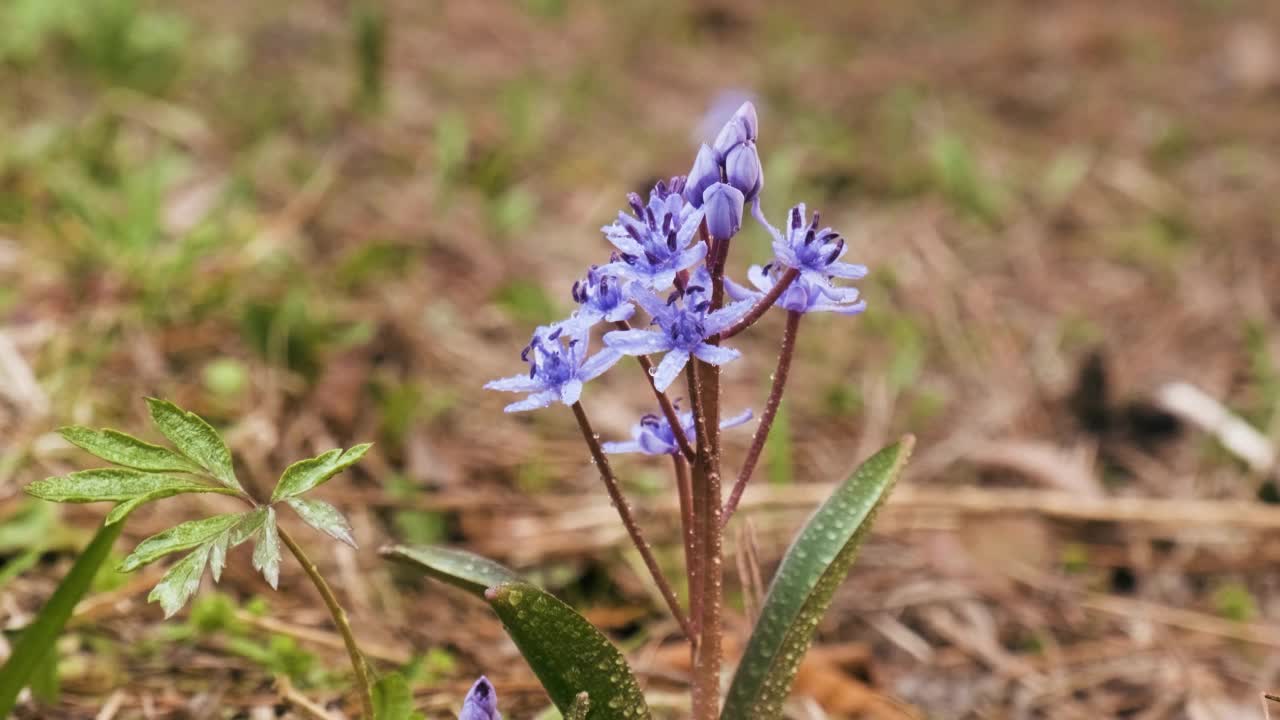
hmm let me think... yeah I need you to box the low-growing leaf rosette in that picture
[25,399,372,617]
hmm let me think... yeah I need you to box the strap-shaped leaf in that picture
[148,544,212,618]
[58,426,202,474]
[485,582,650,720]
[0,522,123,717]
[271,443,372,501]
[379,544,519,597]
[119,513,245,572]
[567,692,591,720]
[252,507,281,589]
[146,398,243,492]
[721,436,913,720]
[287,497,357,548]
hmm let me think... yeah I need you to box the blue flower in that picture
[684,144,719,209]
[601,178,707,291]
[567,265,635,330]
[702,182,744,241]
[603,268,753,392]
[603,407,754,456]
[726,263,867,315]
[712,101,762,201]
[485,325,621,412]
[459,676,501,720]
[769,203,867,290]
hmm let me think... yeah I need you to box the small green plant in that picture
[10,398,378,717]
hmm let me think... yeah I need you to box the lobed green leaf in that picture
[26,469,236,506]
[119,513,244,573]
[379,544,519,597]
[721,436,913,720]
[486,582,650,720]
[148,544,211,618]
[146,398,242,492]
[252,507,281,589]
[58,426,202,474]
[286,497,357,548]
[271,443,372,501]
[0,523,123,717]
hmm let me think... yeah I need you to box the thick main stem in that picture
[614,319,696,463]
[570,402,693,638]
[672,453,698,649]
[278,526,375,719]
[723,310,802,527]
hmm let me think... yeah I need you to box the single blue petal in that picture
[629,287,670,319]
[746,264,774,293]
[703,298,755,335]
[503,389,559,413]
[826,261,868,279]
[692,343,741,366]
[605,303,636,323]
[485,374,545,393]
[672,243,709,272]
[579,348,622,381]
[724,276,760,303]
[720,408,754,430]
[559,379,583,405]
[602,439,644,454]
[652,349,690,392]
[638,430,676,455]
[604,329,671,356]
[601,225,645,256]
[646,268,679,291]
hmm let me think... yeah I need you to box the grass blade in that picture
[0,522,123,717]
[721,436,914,720]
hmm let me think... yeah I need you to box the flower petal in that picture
[503,389,559,413]
[827,261,868,279]
[720,408,754,430]
[692,343,741,366]
[703,298,756,335]
[746,264,775,293]
[604,329,671,356]
[629,287,669,318]
[485,374,545,393]
[652,349,690,392]
[579,348,622,381]
[673,243,708,273]
[724,276,760,303]
[602,440,643,454]
[605,303,636,323]
[559,379,583,405]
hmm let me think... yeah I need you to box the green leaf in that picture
[372,672,425,720]
[119,513,245,573]
[0,522,123,717]
[379,544,519,597]
[228,507,268,546]
[103,479,240,525]
[146,398,242,492]
[721,436,914,720]
[252,507,281,589]
[485,582,650,720]
[566,692,590,720]
[58,426,203,473]
[286,497,356,548]
[271,443,372,501]
[26,469,237,508]
[148,544,211,618]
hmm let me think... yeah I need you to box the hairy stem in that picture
[718,267,799,340]
[570,402,693,638]
[278,526,375,719]
[723,309,802,527]
[673,453,698,652]
[614,319,696,463]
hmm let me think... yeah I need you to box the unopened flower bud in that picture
[713,101,759,158]
[702,182,744,240]
[460,677,501,720]
[684,144,720,208]
[724,142,762,201]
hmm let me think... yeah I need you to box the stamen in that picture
[627,193,644,217]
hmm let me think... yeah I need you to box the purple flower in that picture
[567,265,635,330]
[684,144,720,209]
[702,182,744,241]
[768,203,867,290]
[603,268,753,392]
[485,324,621,412]
[726,263,867,315]
[601,179,706,291]
[603,408,754,456]
[712,102,762,201]
[459,676,500,720]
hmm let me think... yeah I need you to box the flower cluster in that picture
[486,99,867,427]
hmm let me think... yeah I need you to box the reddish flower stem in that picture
[672,452,698,647]
[717,267,799,340]
[570,401,692,639]
[722,309,802,527]
[613,320,696,463]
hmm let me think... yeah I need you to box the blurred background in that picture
[3,0,1280,717]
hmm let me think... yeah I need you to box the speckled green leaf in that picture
[270,443,372,501]
[58,426,203,474]
[119,513,244,572]
[252,507,281,589]
[146,398,243,492]
[26,469,236,507]
[148,544,211,618]
[722,436,914,720]
[286,497,356,548]
[485,582,649,720]
[379,544,519,597]
[566,692,591,720]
